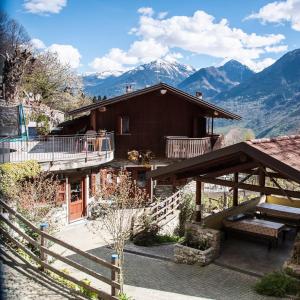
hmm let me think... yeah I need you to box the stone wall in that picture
[284,232,300,278]
[174,222,221,266]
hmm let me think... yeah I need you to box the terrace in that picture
[0,132,115,171]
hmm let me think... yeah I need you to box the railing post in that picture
[39,222,48,271]
[85,136,88,162]
[52,136,54,162]
[111,254,119,297]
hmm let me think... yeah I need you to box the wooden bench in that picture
[223,218,285,249]
[256,203,300,227]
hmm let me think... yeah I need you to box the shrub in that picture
[254,271,300,297]
[118,293,133,300]
[176,193,195,237]
[36,114,50,136]
[0,160,40,198]
[155,234,183,244]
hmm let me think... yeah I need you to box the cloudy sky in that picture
[3,0,300,73]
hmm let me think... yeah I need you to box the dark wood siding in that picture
[94,90,208,158]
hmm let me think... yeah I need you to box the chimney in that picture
[195,91,203,99]
[125,85,132,93]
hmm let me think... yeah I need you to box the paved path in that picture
[0,246,86,300]
[50,222,277,300]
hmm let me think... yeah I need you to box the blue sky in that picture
[3,0,300,73]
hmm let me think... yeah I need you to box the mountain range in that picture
[83,59,195,97]
[83,49,300,138]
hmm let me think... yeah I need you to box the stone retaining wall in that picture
[284,232,300,278]
[174,222,221,266]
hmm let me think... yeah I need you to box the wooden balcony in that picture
[0,132,115,171]
[165,135,223,159]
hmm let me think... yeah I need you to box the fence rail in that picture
[0,199,120,299]
[165,136,213,159]
[0,132,115,164]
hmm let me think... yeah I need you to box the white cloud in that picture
[90,48,138,73]
[24,0,67,14]
[247,0,300,31]
[30,38,46,49]
[90,9,287,72]
[137,7,154,17]
[248,58,276,72]
[158,11,168,19]
[128,39,169,62]
[47,44,81,68]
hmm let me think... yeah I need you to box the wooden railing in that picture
[165,136,213,159]
[149,190,182,224]
[0,199,120,300]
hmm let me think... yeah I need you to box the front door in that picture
[69,178,85,222]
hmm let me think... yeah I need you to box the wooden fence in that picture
[0,199,120,300]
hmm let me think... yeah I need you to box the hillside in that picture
[213,49,300,137]
[178,60,254,98]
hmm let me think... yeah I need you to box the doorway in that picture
[69,177,86,222]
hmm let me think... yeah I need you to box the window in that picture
[117,116,130,134]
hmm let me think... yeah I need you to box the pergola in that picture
[148,135,300,221]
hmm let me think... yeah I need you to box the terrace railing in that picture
[165,136,212,159]
[0,132,115,164]
[165,135,224,159]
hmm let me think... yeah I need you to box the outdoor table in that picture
[257,203,300,222]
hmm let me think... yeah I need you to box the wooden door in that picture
[69,178,85,221]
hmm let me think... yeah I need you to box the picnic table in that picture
[223,217,285,249]
[257,203,300,222]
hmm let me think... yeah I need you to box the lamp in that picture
[160,89,167,95]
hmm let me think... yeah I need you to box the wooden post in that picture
[39,223,48,271]
[259,167,266,196]
[111,254,119,296]
[195,180,203,222]
[233,173,239,206]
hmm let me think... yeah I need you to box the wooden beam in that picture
[201,161,257,179]
[233,173,238,206]
[199,177,300,199]
[195,180,203,222]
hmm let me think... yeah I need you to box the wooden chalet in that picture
[60,83,240,209]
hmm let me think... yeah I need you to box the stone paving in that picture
[60,245,279,300]
[0,246,87,300]
[1,220,282,300]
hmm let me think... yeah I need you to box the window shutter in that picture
[91,173,96,196]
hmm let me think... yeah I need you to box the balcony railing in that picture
[165,135,223,159]
[0,132,115,166]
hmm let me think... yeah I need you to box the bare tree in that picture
[92,170,147,293]
[14,171,60,226]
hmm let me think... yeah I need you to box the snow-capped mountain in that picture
[83,59,195,97]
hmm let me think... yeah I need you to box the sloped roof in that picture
[148,135,300,184]
[68,83,241,120]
